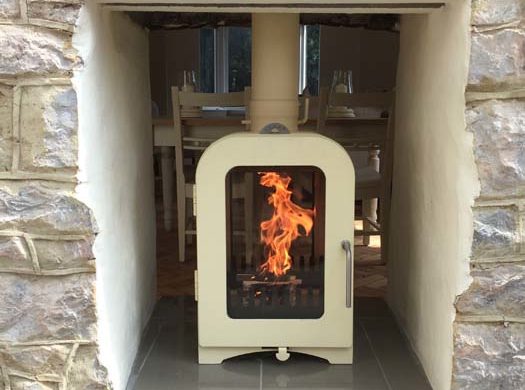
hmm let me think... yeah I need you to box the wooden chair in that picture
[317,88,395,264]
[170,87,252,262]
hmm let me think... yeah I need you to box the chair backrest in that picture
[177,90,246,108]
[171,86,251,151]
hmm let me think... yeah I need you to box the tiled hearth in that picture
[127,297,431,389]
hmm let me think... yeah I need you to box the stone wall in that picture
[0,1,110,388]
[453,0,525,388]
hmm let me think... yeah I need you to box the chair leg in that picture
[362,198,377,246]
[161,147,174,231]
[177,185,186,263]
[364,148,380,246]
[174,149,186,263]
[186,197,194,246]
[380,196,390,265]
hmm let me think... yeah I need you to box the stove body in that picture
[195,132,355,364]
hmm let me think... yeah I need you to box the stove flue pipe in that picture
[250,13,300,133]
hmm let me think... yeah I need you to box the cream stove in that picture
[194,13,355,364]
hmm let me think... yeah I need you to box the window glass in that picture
[305,25,320,96]
[199,27,215,93]
[228,27,252,92]
[199,25,319,94]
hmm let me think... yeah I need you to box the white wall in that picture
[388,1,478,389]
[74,4,156,389]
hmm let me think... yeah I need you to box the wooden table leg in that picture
[161,146,174,231]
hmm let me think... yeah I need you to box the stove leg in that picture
[276,347,290,362]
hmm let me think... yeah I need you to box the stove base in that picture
[198,345,353,364]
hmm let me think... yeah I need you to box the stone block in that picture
[10,378,58,390]
[456,263,525,317]
[0,25,79,77]
[28,1,82,26]
[0,273,97,342]
[34,237,95,271]
[1,344,70,378]
[0,85,13,171]
[0,236,32,271]
[453,322,525,389]
[468,29,525,90]
[471,0,524,25]
[472,206,520,258]
[0,0,21,20]
[68,345,109,389]
[466,99,525,198]
[19,85,78,172]
[0,186,97,234]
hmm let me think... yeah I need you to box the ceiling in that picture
[128,12,400,31]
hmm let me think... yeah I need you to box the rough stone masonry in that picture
[0,0,110,388]
[453,0,525,388]
[0,0,524,389]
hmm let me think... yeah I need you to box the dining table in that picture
[153,115,388,146]
[152,113,389,231]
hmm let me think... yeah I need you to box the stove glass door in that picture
[226,166,325,319]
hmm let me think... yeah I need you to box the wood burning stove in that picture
[195,133,355,364]
[193,12,355,364]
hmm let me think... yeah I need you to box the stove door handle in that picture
[341,240,352,308]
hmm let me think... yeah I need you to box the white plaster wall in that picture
[73,4,157,389]
[388,1,478,389]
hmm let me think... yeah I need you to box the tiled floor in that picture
[127,297,431,390]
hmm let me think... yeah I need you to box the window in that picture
[304,25,320,96]
[199,27,215,93]
[228,27,252,92]
[199,25,319,94]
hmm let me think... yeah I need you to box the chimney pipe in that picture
[250,13,300,133]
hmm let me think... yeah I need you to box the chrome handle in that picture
[341,240,352,308]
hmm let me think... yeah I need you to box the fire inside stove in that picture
[226,166,325,319]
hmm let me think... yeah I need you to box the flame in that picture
[258,172,315,277]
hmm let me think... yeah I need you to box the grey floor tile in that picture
[359,317,432,390]
[133,324,262,389]
[133,298,261,390]
[355,297,391,319]
[130,297,431,390]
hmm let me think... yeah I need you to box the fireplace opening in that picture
[78,2,475,388]
[226,166,325,319]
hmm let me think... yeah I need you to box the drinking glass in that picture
[330,70,353,96]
